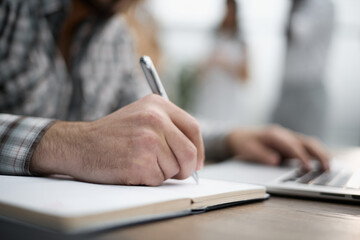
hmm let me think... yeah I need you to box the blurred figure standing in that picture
[191,0,249,124]
[205,0,249,83]
[272,0,334,140]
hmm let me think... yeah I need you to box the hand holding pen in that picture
[140,56,201,184]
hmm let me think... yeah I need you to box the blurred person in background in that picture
[202,0,249,83]
[0,0,329,185]
[189,0,250,123]
[272,0,334,140]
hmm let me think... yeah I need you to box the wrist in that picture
[226,127,261,157]
[30,121,87,177]
[225,128,242,156]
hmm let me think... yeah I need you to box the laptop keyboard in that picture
[283,169,360,189]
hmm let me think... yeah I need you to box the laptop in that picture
[199,149,360,203]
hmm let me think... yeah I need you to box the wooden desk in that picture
[96,151,360,240]
[97,196,360,240]
[1,194,359,240]
[2,148,360,239]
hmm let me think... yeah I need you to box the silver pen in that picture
[139,56,199,184]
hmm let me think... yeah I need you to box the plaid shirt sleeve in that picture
[0,114,55,175]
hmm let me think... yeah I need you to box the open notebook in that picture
[0,175,267,233]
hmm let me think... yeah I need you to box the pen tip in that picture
[193,171,199,184]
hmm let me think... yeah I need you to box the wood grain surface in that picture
[97,196,360,240]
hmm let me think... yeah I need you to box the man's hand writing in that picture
[30,94,205,186]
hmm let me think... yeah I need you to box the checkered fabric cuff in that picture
[0,114,55,175]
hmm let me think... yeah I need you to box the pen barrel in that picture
[139,56,169,100]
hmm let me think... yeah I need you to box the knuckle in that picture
[140,109,165,128]
[140,131,160,147]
